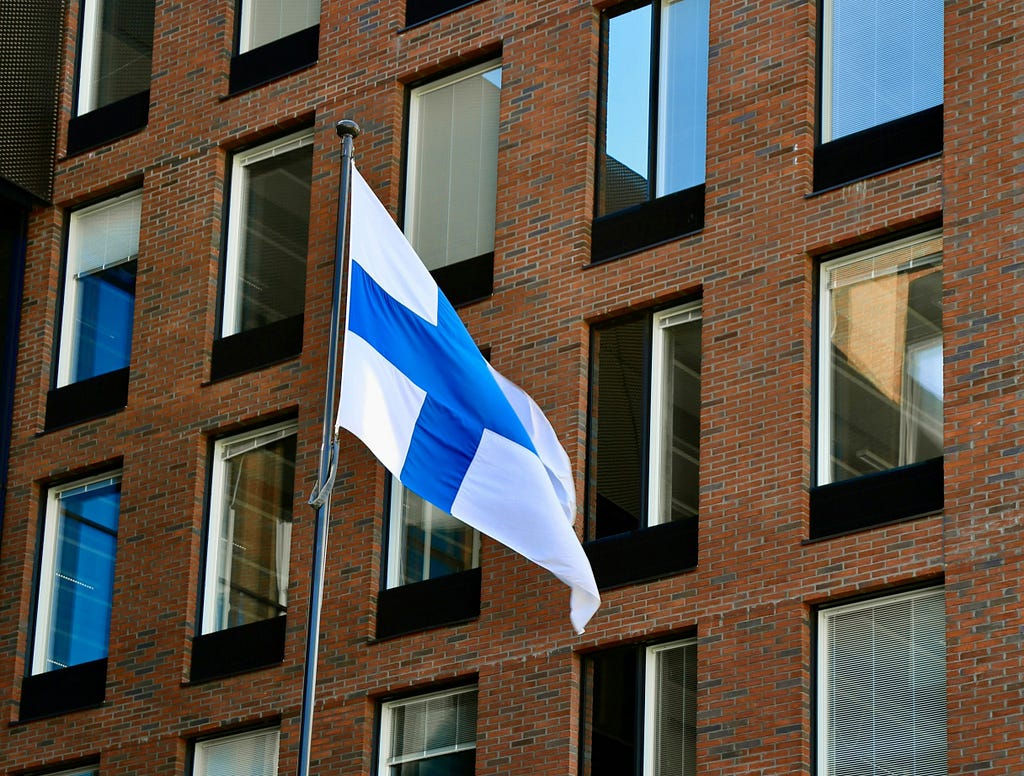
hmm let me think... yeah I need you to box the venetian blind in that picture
[388,687,478,765]
[195,728,279,776]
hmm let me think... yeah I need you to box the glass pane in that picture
[826,259,942,483]
[45,481,120,671]
[71,261,137,381]
[199,729,280,776]
[392,750,476,776]
[213,434,296,629]
[587,649,637,776]
[656,0,709,196]
[593,317,647,538]
[407,64,500,270]
[652,643,697,776]
[241,0,320,52]
[392,487,478,587]
[826,0,943,140]
[82,0,154,113]
[655,316,701,524]
[597,5,652,216]
[232,143,312,334]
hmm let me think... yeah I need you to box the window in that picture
[378,686,477,776]
[76,0,153,116]
[585,303,701,587]
[47,191,140,428]
[32,473,121,676]
[56,191,140,390]
[583,639,697,776]
[68,0,153,153]
[194,728,280,776]
[38,768,99,776]
[55,191,139,386]
[593,0,709,261]
[386,484,480,589]
[405,0,484,27]
[821,0,942,142]
[817,232,942,486]
[228,0,320,94]
[376,482,482,639]
[237,0,319,54]
[818,587,946,776]
[814,0,943,189]
[201,421,296,635]
[213,131,312,379]
[811,232,942,537]
[405,61,501,305]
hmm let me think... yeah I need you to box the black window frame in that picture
[592,0,708,264]
[405,0,484,28]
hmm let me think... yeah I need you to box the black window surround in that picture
[809,456,943,540]
[405,0,484,27]
[376,567,481,640]
[66,90,150,156]
[45,366,129,431]
[20,658,106,720]
[813,105,943,192]
[190,615,287,683]
[591,184,705,264]
[584,518,697,590]
[228,24,319,96]
[210,313,303,382]
[431,251,494,308]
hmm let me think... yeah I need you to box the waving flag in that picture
[337,166,599,633]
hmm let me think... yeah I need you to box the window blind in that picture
[821,588,947,776]
[826,232,941,291]
[72,193,142,277]
[195,728,279,776]
[387,687,478,765]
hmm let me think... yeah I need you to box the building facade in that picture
[0,0,1021,774]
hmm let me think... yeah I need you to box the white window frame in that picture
[378,686,478,776]
[222,130,313,338]
[193,727,280,775]
[647,301,702,526]
[58,190,142,388]
[404,59,502,271]
[817,587,947,776]
[816,230,943,486]
[642,638,698,776]
[385,480,481,589]
[201,420,297,634]
[32,471,122,675]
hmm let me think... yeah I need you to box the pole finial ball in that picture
[336,119,361,138]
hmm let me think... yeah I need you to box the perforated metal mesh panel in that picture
[0,1,66,202]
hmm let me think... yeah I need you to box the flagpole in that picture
[297,118,360,776]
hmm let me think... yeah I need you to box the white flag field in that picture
[336,165,600,633]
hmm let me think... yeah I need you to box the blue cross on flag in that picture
[336,166,600,633]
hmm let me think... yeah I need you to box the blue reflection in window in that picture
[45,480,120,671]
[73,261,136,382]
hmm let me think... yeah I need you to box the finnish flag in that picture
[336,166,600,633]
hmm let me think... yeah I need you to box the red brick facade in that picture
[1,0,1021,774]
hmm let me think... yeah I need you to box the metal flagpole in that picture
[297,118,360,776]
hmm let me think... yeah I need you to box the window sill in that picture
[405,0,484,27]
[430,251,493,308]
[45,367,129,431]
[190,615,287,683]
[66,91,149,156]
[590,184,704,265]
[584,519,697,591]
[20,658,106,721]
[228,25,319,96]
[376,567,481,639]
[809,456,943,540]
[210,314,303,382]
[812,105,942,193]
